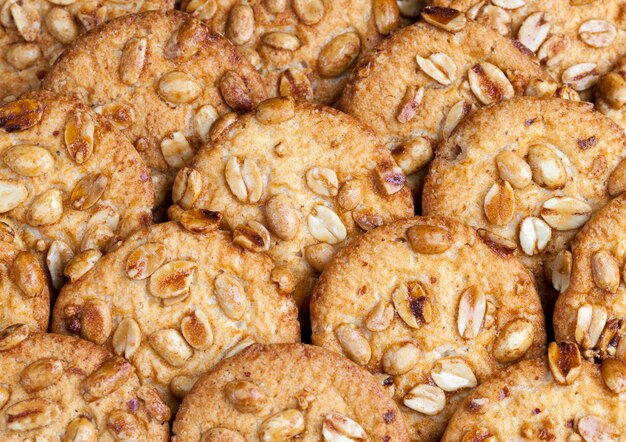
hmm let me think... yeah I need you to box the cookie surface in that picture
[310,216,546,441]
[51,221,300,406]
[338,18,554,200]
[0,0,173,101]
[423,96,626,309]
[431,0,626,99]
[554,192,626,363]
[42,10,267,208]
[0,241,49,331]
[0,91,153,289]
[0,330,169,441]
[187,0,402,105]
[442,351,626,441]
[178,98,414,309]
[172,343,409,441]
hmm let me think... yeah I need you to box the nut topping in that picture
[233,221,271,252]
[265,194,299,240]
[126,243,167,280]
[551,250,572,293]
[225,156,263,203]
[431,358,477,392]
[517,12,551,52]
[608,158,626,197]
[278,68,314,101]
[304,243,335,272]
[375,161,406,195]
[365,300,394,332]
[81,356,133,401]
[392,281,432,328]
[161,131,194,168]
[421,6,466,32]
[416,52,456,85]
[112,317,142,359]
[11,251,44,298]
[47,240,73,290]
[495,151,532,189]
[20,358,64,392]
[396,85,424,124]
[119,37,147,85]
[468,62,514,105]
[10,1,40,42]
[256,97,296,125]
[307,205,346,244]
[157,71,202,105]
[194,104,219,143]
[225,380,268,414]
[318,32,361,78]
[149,260,197,299]
[5,398,59,431]
[6,42,41,70]
[259,409,305,442]
[519,216,552,256]
[548,341,582,384]
[406,224,453,254]
[577,415,620,442]
[64,250,102,282]
[457,286,486,340]
[70,173,108,210]
[64,416,97,442]
[219,71,254,113]
[0,98,43,132]
[403,384,446,416]
[80,299,112,345]
[214,272,247,320]
[322,412,367,441]
[579,20,616,48]
[149,329,194,367]
[382,342,420,375]
[2,144,54,177]
[562,63,599,91]
[107,410,144,440]
[538,34,570,67]
[0,324,29,351]
[592,250,620,293]
[27,188,63,226]
[226,4,254,45]
[335,323,371,365]
[442,100,471,138]
[483,181,515,226]
[527,144,567,189]
[173,167,203,209]
[306,166,338,196]
[540,197,592,231]
[262,32,301,51]
[45,7,77,44]
[575,304,607,350]
[0,179,28,213]
[492,318,534,363]
[293,0,324,25]
[601,358,626,393]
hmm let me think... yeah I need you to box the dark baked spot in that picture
[383,376,394,386]
[127,398,139,413]
[577,136,598,150]
[512,40,535,58]
[499,386,510,400]
[383,410,396,423]
[525,117,537,126]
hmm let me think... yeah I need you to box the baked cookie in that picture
[423,96,626,311]
[441,344,626,441]
[172,343,409,441]
[0,91,153,290]
[42,10,267,208]
[51,221,300,406]
[0,241,49,331]
[338,16,554,201]
[596,54,626,131]
[310,216,546,441]
[0,0,173,101]
[0,329,169,440]
[554,193,626,364]
[431,1,626,100]
[177,97,414,309]
[184,0,402,105]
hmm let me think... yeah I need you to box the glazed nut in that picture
[525,78,558,98]
[5,398,59,431]
[256,97,296,125]
[495,151,532,189]
[397,0,422,17]
[262,31,301,51]
[5,42,41,70]
[265,194,299,240]
[492,318,535,363]
[551,250,572,293]
[278,68,313,101]
[548,341,582,384]
[365,300,394,332]
[304,243,335,272]
[608,158,626,197]
[293,0,324,25]
[0,179,28,213]
[94,101,135,131]
[233,221,271,252]
[416,53,456,85]
[20,358,64,393]
[81,356,133,401]
[119,37,147,85]
[579,20,616,48]
[214,272,247,320]
[483,181,515,226]
[225,156,263,203]
[335,323,371,365]
[107,411,144,440]
[307,205,347,244]
[406,224,453,255]
[562,63,599,92]
[382,342,420,375]
[396,85,424,124]
[3,144,54,177]
[306,166,338,196]
[46,240,73,289]
[112,317,142,359]
[259,409,305,442]
[226,4,254,45]
[597,72,626,110]
[392,137,433,175]
[219,71,253,113]
[519,216,552,256]
[421,6,466,32]
[0,98,44,132]
[149,329,194,367]
[80,299,112,345]
[373,0,399,35]
[540,197,592,231]
[170,375,196,398]
[172,167,203,210]
[10,1,41,42]
[45,7,77,44]
[225,380,268,414]
[469,62,514,105]
[375,161,407,195]
[0,324,30,351]
[577,415,620,442]
[317,32,361,78]
[70,173,108,210]
[538,34,570,67]
[225,335,256,359]
[64,249,102,283]
[477,229,517,255]
[442,100,471,138]
[11,251,44,298]
[125,242,167,280]
[194,104,219,143]
[148,260,197,299]
[27,189,63,226]
[165,19,206,62]
[178,209,221,234]
[601,358,626,393]
[403,384,446,416]
[264,0,287,13]
[137,384,171,422]
[322,412,367,441]
[393,282,432,328]
[161,131,194,168]
[157,71,202,105]
[64,416,97,442]
[575,304,608,349]
[353,209,384,232]
[431,358,477,392]
[477,5,511,36]
[457,286,486,340]
[517,11,551,52]
[64,109,94,164]
[592,250,621,293]
[527,144,567,189]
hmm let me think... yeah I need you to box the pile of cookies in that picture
[0,0,625,440]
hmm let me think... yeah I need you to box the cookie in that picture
[441,344,626,441]
[0,0,173,101]
[423,96,626,311]
[42,10,267,208]
[0,329,169,440]
[338,17,554,200]
[0,241,49,331]
[553,192,626,364]
[0,91,153,290]
[430,1,626,99]
[51,221,300,406]
[176,97,414,309]
[310,216,546,441]
[184,0,402,105]
[596,54,626,131]
[172,343,409,441]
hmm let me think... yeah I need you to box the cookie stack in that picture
[0,0,625,440]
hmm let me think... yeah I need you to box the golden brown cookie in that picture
[310,216,546,441]
[0,91,153,290]
[430,1,626,100]
[442,344,626,441]
[42,10,267,208]
[0,329,169,440]
[51,221,300,407]
[338,16,555,201]
[0,0,173,101]
[185,0,403,105]
[423,96,626,311]
[0,241,49,331]
[554,193,626,366]
[172,343,410,441]
[177,97,414,309]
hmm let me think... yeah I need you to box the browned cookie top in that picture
[42,10,267,208]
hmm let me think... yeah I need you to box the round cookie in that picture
[184,0,402,105]
[554,192,626,363]
[310,216,546,441]
[0,330,169,441]
[423,96,626,310]
[338,17,555,201]
[51,221,301,406]
[0,241,49,331]
[430,1,626,99]
[0,0,173,102]
[177,97,414,309]
[441,345,626,441]
[0,91,153,289]
[172,343,410,441]
[42,10,267,208]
